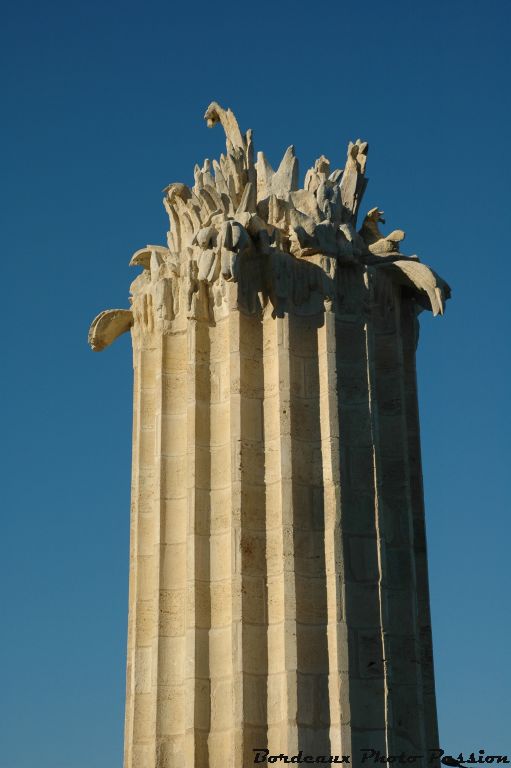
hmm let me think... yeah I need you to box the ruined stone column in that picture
[89,103,450,768]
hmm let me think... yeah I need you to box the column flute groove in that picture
[123,343,141,767]
[263,311,299,756]
[317,307,345,757]
[400,298,440,753]
[188,318,212,767]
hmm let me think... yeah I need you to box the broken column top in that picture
[89,102,450,351]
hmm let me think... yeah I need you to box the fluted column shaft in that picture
[124,274,438,768]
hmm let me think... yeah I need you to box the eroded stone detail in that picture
[88,308,133,351]
[89,102,450,349]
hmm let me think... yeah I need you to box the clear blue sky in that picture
[1,0,510,765]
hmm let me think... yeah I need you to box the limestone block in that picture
[158,590,186,637]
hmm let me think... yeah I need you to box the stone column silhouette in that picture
[89,103,450,768]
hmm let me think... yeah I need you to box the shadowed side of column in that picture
[289,313,331,757]
[335,267,388,757]
[400,298,439,760]
[367,275,429,760]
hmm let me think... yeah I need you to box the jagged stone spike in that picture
[200,159,215,189]
[235,182,257,217]
[163,199,182,252]
[173,195,196,244]
[193,164,201,190]
[255,151,274,201]
[226,153,242,202]
[315,155,330,175]
[199,185,224,217]
[191,192,210,228]
[185,199,202,233]
[232,147,248,189]
[273,145,299,197]
[245,128,256,186]
[212,159,230,198]
[167,230,177,253]
[304,168,315,192]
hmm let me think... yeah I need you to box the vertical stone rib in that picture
[368,277,427,757]
[263,312,299,756]
[289,314,330,756]
[124,343,140,768]
[185,321,198,768]
[228,304,244,765]
[237,309,267,765]
[365,310,393,756]
[333,269,387,756]
[130,345,159,768]
[394,295,427,755]
[153,339,164,762]
[188,318,211,768]
[208,312,234,766]
[155,332,189,765]
[317,308,345,756]
[400,300,439,753]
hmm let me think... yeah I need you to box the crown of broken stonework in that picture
[89,102,450,351]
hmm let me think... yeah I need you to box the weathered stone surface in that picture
[89,104,449,768]
[88,308,133,351]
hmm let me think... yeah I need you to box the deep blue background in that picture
[1,0,510,765]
